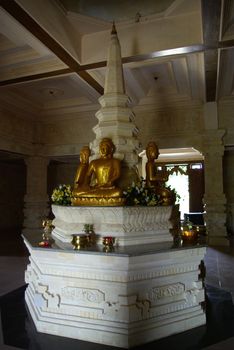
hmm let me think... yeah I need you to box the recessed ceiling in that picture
[0,0,234,126]
[59,0,174,22]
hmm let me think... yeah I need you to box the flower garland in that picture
[123,178,162,206]
[51,184,73,205]
[51,181,179,207]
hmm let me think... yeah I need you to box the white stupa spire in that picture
[104,22,125,94]
[90,23,140,187]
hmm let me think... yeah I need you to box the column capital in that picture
[201,129,226,157]
[24,155,49,167]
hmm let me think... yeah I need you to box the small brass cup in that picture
[71,234,88,250]
[102,236,115,252]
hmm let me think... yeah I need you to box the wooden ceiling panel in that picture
[0,0,234,121]
[221,0,234,40]
[217,48,234,98]
[0,45,43,66]
[0,56,67,82]
[0,33,17,51]
[0,73,101,115]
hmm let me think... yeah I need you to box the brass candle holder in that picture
[102,236,115,252]
[42,219,54,240]
[181,218,197,243]
[39,218,54,247]
[71,234,89,250]
[181,227,198,243]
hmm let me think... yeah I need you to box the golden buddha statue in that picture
[72,138,124,206]
[73,146,91,193]
[145,141,174,205]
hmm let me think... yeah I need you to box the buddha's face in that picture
[80,149,90,164]
[147,145,159,160]
[100,140,112,158]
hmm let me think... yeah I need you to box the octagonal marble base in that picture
[23,233,206,349]
[52,205,174,246]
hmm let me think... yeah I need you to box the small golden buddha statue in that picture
[72,138,124,206]
[145,141,174,205]
[73,146,91,194]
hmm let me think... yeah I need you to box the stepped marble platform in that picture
[23,231,206,349]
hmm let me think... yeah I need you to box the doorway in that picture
[166,165,189,219]
[139,147,204,222]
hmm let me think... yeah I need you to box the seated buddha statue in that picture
[145,141,174,205]
[73,146,91,193]
[72,138,124,206]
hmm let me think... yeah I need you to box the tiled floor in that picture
[1,230,234,349]
[204,246,234,303]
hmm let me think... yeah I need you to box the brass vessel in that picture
[181,218,198,242]
[102,236,115,252]
[181,229,197,241]
[71,234,89,250]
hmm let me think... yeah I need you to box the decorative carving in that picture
[73,196,125,206]
[36,283,60,308]
[148,283,185,302]
[136,300,150,319]
[52,204,174,244]
[61,287,105,304]
[25,263,40,291]
[104,294,150,321]
[36,260,201,283]
[122,206,172,232]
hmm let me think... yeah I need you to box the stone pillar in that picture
[202,130,228,246]
[202,102,228,245]
[223,148,234,244]
[23,156,49,234]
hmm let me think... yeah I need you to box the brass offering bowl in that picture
[102,236,115,252]
[71,234,89,250]
[181,229,197,242]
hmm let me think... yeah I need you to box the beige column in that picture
[202,130,227,245]
[224,148,234,238]
[202,102,228,245]
[23,156,49,234]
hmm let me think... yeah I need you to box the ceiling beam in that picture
[0,0,104,94]
[218,39,234,49]
[2,38,233,88]
[81,45,207,71]
[0,44,207,87]
[0,0,231,99]
[0,41,231,88]
[201,0,222,102]
[0,68,72,86]
[0,44,212,88]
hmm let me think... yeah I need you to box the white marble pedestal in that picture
[52,205,174,245]
[23,233,206,348]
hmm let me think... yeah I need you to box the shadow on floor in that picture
[0,229,28,257]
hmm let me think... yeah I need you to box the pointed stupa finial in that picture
[104,20,124,94]
[111,21,117,35]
